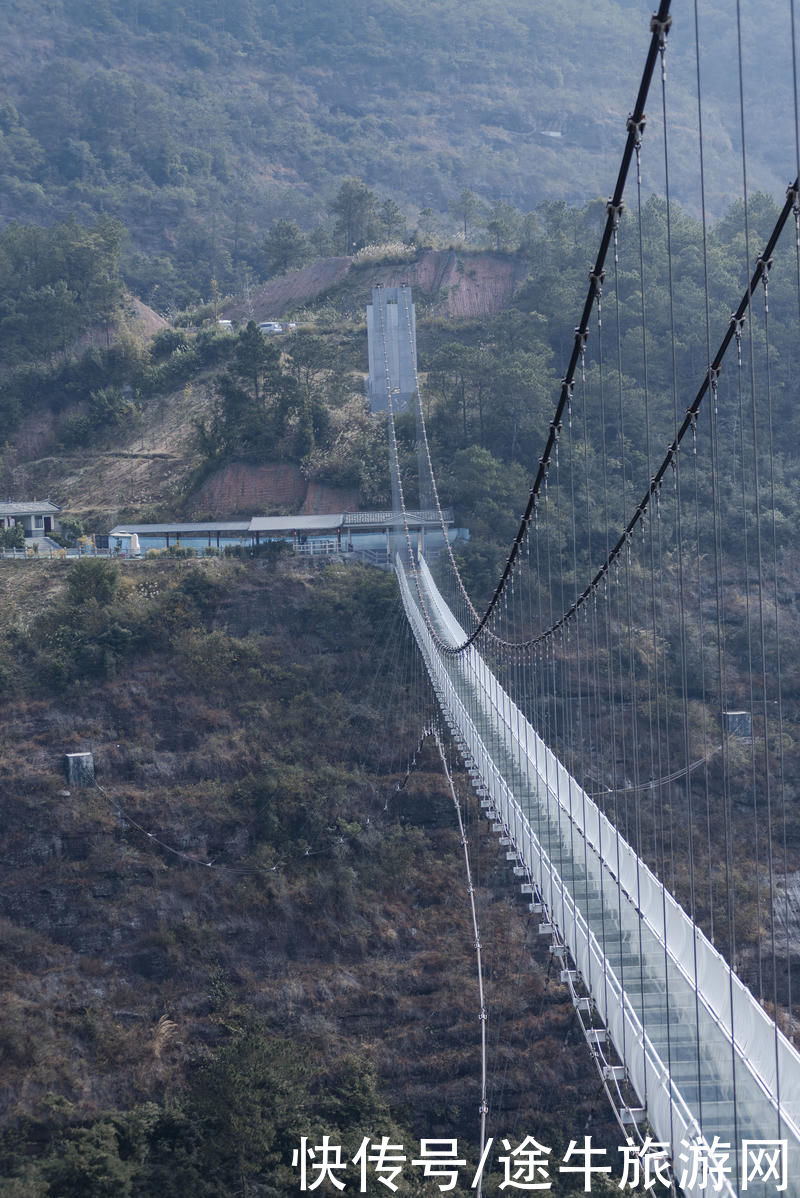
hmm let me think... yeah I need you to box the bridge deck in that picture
[398,554,800,1197]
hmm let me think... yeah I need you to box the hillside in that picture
[0,554,620,1195]
[4,1,800,1189]
[0,0,795,308]
[224,249,531,324]
[0,245,540,526]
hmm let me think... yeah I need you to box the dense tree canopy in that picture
[0,0,795,307]
[0,215,124,363]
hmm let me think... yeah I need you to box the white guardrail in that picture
[398,552,800,1197]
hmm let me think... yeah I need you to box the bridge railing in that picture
[399,553,800,1194]
[397,558,712,1167]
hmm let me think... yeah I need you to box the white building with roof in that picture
[0,500,61,541]
[109,510,457,558]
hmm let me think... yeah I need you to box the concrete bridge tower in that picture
[366,284,417,413]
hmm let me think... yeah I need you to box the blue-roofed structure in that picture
[109,510,459,558]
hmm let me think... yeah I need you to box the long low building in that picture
[109,510,458,555]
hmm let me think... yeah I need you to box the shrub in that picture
[58,516,85,545]
[352,242,414,265]
[66,558,119,606]
[0,523,24,550]
[150,327,190,359]
[59,412,93,448]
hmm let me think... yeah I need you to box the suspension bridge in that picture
[370,2,800,1193]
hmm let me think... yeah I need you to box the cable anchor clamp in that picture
[589,267,605,294]
[787,183,800,214]
[707,365,720,390]
[650,12,672,46]
[606,198,625,230]
[730,313,746,340]
[626,113,647,145]
[574,326,589,349]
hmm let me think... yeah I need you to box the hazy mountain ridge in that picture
[0,0,793,311]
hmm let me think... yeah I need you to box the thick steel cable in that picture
[657,28,706,1134]
[390,2,672,656]
[525,176,800,650]
[388,10,800,1161]
[430,727,489,1198]
[408,168,800,662]
[736,0,782,1147]
[760,226,788,1108]
[692,0,718,954]
[466,2,674,646]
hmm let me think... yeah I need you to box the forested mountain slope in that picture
[0,555,620,1196]
[4,1,800,1190]
[0,0,793,308]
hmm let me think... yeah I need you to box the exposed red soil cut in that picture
[223,250,529,323]
[191,461,359,517]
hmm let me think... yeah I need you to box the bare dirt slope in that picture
[386,249,530,317]
[9,394,360,525]
[5,250,527,524]
[6,381,213,523]
[225,249,529,322]
[191,462,359,517]
[224,258,355,322]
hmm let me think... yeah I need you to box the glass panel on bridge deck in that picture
[402,560,797,1191]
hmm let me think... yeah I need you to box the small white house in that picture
[0,500,61,541]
